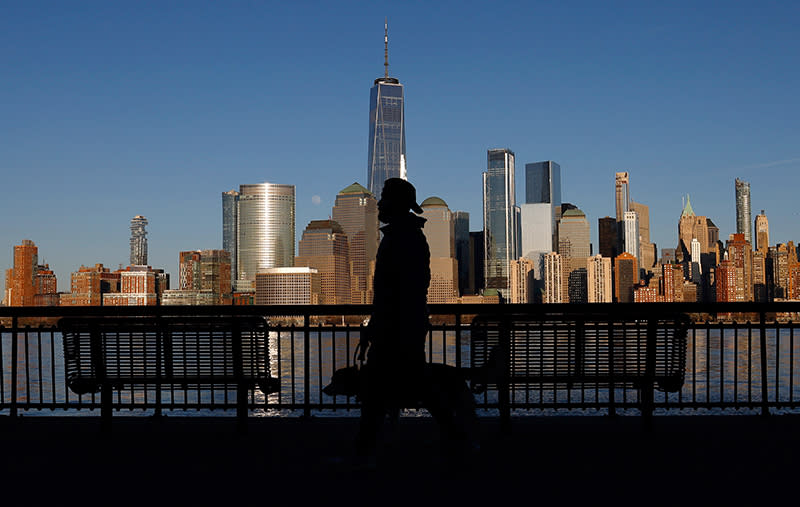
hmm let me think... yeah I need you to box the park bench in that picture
[59,315,279,430]
[470,312,690,430]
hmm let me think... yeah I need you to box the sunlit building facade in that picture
[3,239,58,307]
[421,197,459,303]
[255,267,321,305]
[231,182,296,289]
[735,178,752,244]
[615,172,630,254]
[587,255,612,303]
[332,183,379,304]
[524,161,561,255]
[755,210,769,254]
[294,220,351,305]
[614,252,638,303]
[483,148,517,298]
[367,23,406,197]
[60,264,120,306]
[171,249,232,305]
[544,252,563,303]
[130,215,148,266]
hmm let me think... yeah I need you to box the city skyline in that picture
[3,3,799,289]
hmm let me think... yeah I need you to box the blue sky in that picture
[2,1,799,290]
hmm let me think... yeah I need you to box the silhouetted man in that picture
[356,178,431,458]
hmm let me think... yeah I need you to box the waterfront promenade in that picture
[2,414,798,506]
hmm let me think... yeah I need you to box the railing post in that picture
[154,313,163,419]
[499,313,511,435]
[760,311,769,417]
[455,312,462,369]
[91,324,112,433]
[231,317,248,434]
[10,316,18,418]
[642,318,657,432]
[608,319,616,418]
[304,313,311,419]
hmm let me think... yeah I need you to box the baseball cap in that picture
[381,178,423,214]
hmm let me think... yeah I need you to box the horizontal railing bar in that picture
[2,301,800,319]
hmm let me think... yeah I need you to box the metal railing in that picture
[1,302,799,418]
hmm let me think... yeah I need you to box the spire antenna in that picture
[384,17,389,78]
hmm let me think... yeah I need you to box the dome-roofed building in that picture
[421,196,448,208]
[339,182,373,196]
[420,196,459,303]
[332,182,379,304]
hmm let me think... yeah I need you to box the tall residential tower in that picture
[130,215,148,266]
[735,178,752,244]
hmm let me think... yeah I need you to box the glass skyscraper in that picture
[483,148,517,298]
[222,190,239,286]
[525,161,561,207]
[223,183,295,290]
[522,161,562,257]
[735,178,752,244]
[367,22,406,198]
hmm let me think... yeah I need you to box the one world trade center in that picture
[367,20,406,198]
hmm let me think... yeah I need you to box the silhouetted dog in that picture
[324,362,478,445]
[324,362,472,400]
[323,364,362,397]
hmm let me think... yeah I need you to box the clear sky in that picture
[2,1,799,290]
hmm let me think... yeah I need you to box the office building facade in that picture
[332,182,379,304]
[630,201,656,272]
[558,208,591,259]
[226,182,295,289]
[255,267,321,305]
[294,220,351,305]
[453,211,470,296]
[524,161,561,250]
[222,190,239,286]
[520,203,553,258]
[421,197,459,303]
[598,217,618,259]
[367,22,406,197]
[467,231,484,295]
[483,148,517,297]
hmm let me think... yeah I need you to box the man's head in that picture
[378,178,423,223]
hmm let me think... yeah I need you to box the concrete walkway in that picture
[2,414,798,506]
